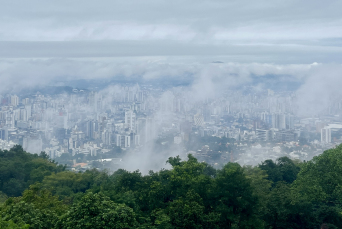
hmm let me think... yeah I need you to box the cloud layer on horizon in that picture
[2,0,342,43]
[1,57,341,117]
[1,0,342,62]
[1,0,342,117]
[0,58,312,91]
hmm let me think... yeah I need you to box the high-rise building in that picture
[86,120,98,139]
[261,112,273,127]
[138,91,144,102]
[256,129,273,141]
[321,128,331,143]
[271,113,286,129]
[203,106,211,122]
[125,110,136,133]
[274,130,297,142]
[116,134,131,148]
[285,114,294,129]
[20,108,28,121]
[136,117,156,144]
[10,95,19,107]
[101,130,111,146]
[124,135,130,148]
[22,98,30,105]
[194,113,204,126]
[278,114,286,129]
[0,128,8,141]
[116,134,122,147]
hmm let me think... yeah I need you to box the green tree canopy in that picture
[292,144,342,206]
[259,156,300,185]
[0,145,65,197]
[58,192,137,229]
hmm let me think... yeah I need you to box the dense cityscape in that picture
[2,1,342,228]
[0,83,341,172]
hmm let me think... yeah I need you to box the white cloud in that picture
[0,57,318,91]
[1,0,342,50]
[295,64,342,116]
[1,57,341,118]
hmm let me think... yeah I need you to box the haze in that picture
[1,0,342,172]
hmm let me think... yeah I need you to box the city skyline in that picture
[0,82,341,173]
[1,0,342,172]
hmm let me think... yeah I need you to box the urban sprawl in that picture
[0,84,340,171]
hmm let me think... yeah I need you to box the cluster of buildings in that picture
[0,85,342,168]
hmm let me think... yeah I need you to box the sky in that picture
[1,0,342,61]
[1,0,342,116]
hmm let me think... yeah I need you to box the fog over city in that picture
[1,0,342,173]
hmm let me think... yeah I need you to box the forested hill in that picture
[1,145,342,228]
[0,145,66,197]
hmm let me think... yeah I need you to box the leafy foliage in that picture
[0,218,29,229]
[0,145,65,197]
[1,184,67,228]
[259,156,300,185]
[1,145,342,228]
[58,192,137,229]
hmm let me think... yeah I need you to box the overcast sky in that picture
[1,0,342,114]
[1,0,342,62]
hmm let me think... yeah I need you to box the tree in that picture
[290,145,342,228]
[40,170,98,202]
[0,184,67,229]
[261,181,318,229]
[58,192,137,229]
[166,155,182,167]
[292,144,342,204]
[0,218,29,229]
[1,200,56,229]
[0,191,8,203]
[243,166,271,214]
[211,163,263,228]
[259,156,300,185]
[167,190,220,229]
[168,155,211,195]
[0,146,65,197]
[39,151,49,160]
[20,183,68,216]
